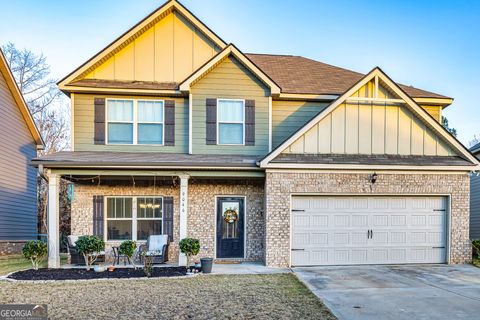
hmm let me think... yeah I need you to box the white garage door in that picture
[291,196,447,266]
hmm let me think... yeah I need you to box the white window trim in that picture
[216,98,245,146]
[105,98,165,146]
[105,196,164,242]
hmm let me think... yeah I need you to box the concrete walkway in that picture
[210,262,290,275]
[294,264,480,320]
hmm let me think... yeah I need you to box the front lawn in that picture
[0,273,335,319]
[0,254,67,276]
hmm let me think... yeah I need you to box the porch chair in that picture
[67,235,106,265]
[139,235,169,264]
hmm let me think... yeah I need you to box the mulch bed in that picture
[7,267,187,281]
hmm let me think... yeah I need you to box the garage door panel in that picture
[291,196,447,266]
[311,233,328,245]
[293,214,310,228]
[334,215,350,227]
[373,231,388,244]
[292,232,309,247]
[311,215,328,227]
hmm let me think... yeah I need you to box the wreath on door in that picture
[223,207,239,224]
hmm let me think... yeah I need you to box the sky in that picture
[0,0,479,145]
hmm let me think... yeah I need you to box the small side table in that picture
[112,246,128,266]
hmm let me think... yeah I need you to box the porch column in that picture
[47,172,60,268]
[178,175,189,266]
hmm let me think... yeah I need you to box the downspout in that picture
[38,164,49,182]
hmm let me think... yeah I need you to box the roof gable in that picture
[0,49,43,148]
[179,44,280,94]
[58,0,226,89]
[260,67,478,168]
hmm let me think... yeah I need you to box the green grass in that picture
[473,257,480,267]
[0,254,67,276]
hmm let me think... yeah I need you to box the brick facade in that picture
[265,171,471,267]
[70,179,265,263]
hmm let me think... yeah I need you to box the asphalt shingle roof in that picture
[32,151,260,168]
[271,153,473,166]
[246,54,450,99]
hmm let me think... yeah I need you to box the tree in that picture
[442,116,457,137]
[469,135,480,148]
[2,42,60,116]
[2,43,71,244]
[179,238,200,267]
[75,236,105,271]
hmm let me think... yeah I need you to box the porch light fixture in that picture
[370,173,378,184]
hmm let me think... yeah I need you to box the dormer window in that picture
[217,99,245,145]
[106,99,164,145]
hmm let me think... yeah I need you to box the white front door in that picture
[291,196,447,266]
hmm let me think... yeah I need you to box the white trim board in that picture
[259,67,480,167]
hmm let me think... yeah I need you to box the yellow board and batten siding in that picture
[283,82,454,156]
[73,94,188,153]
[190,56,270,155]
[85,11,220,83]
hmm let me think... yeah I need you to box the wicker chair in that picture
[139,235,169,264]
[67,235,105,265]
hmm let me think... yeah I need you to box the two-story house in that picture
[0,48,44,254]
[34,0,479,268]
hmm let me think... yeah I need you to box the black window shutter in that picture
[164,100,175,146]
[163,197,174,242]
[92,195,104,237]
[206,98,217,145]
[94,98,106,145]
[245,99,255,146]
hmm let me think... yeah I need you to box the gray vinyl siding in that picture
[470,174,480,239]
[0,71,37,240]
[74,94,188,153]
[272,100,328,148]
[191,56,270,156]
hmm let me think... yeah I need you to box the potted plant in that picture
[179,238,200,271]
[22,240,47,270]
[75,235,105,271]
[119,240,137,269]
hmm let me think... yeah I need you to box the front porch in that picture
[44,168,265,269]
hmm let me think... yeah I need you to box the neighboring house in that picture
[0,49,44,255]
[33,0,479,268]
[470,143,480,239]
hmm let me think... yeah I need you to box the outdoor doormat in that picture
[214,261,241,264]
[8,266,187,281]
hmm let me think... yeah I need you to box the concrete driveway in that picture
[294,264,480,320]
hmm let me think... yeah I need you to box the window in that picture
[107,197,133,240]
[136,197,162,241]
[106,197,163,241]
[106,99,164,145]
[107,100,133,144]
[217,99,244,145]
[137,101,164,145]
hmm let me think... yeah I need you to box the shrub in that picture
[22,240,47,270]
[179,238,200,266]
[472,240,480,258]
[119,240,137,268]
[75,236,105,271]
